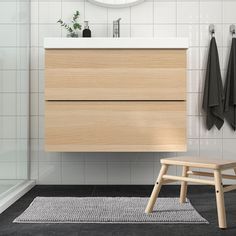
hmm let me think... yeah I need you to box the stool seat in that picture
[161,156,236,170]
[146,156,236,229]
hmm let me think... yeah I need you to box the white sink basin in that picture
[44,37,189,49]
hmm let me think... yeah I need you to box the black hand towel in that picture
[224,38,236,130]
[202,37,224,130]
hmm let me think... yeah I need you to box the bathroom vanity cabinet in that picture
[44,38,188,152]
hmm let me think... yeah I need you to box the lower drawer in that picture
[45,101,186,152]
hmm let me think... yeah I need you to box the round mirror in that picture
[88,0,145,8]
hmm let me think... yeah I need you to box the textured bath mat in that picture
[13,197,208,224]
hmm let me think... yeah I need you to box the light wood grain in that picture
[179,166,189,203]
[214,170,227,229]
[162,175,215,185]
[145,164,168,213]
[45,101,186,152]
[188,170,236,180]
[223,184,236,193]
[45,68,186,101]
[161,157,236,170]
[45,49,186,69]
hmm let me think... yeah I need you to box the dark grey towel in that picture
[224,38,236,130]
[202,37,224,130]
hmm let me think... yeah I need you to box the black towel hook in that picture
[209,24,215,37]
[230,24,236,37]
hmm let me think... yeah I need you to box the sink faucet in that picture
[113,18,121,38]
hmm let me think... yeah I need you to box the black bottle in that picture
[82,21,91,37]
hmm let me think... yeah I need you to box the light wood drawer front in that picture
[45,101,186,152]
[45,68,186,101]
[45,49,186,69]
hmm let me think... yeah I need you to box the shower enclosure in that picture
[0,0,34,213]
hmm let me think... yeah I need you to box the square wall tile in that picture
[39,1,62,24]
[85,1,107,24]
[0,162,16,179]
[39,161,61,184]
[0,140,17,162]
[0,71,17,93]
[0,93,16,116]
[62,162,85,184]
[200,0,222,24]
[107,162,131,184]
[177,25,199,47]
[154,0,176,24]
[0,48,17,70]
[39,24,61,47]
[223,0,236,23]
[177,0,199,24]
[85,162,107,184]
[131,162,154,184]
[223,139,236,160]
[0,1,17,23]
[131,0,153,24]
[200,139,222,158]
[177,139,199,157]
[0,117,17,139]
[0,25,17,47]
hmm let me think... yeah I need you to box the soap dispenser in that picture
[82,21,91,37]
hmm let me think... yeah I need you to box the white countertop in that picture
[44,37,189,49]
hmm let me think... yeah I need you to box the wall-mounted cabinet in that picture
[44,38,188,152]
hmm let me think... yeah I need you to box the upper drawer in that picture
[45,49,186,101]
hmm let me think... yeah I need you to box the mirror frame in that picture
[87,0,145,8]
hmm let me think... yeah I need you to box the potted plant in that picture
[57,10,82,37]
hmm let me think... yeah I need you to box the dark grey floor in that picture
[0,185,236,236]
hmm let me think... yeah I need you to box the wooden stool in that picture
[145,157,236,229]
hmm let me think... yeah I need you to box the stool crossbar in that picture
[145,157,236,229]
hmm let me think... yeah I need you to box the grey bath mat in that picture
[13,197,208,224]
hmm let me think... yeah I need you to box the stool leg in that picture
[214,169,227,229]
[145,164,168,213]
[180,166,189,203]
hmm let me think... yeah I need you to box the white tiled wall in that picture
[30,0,236,185]
[0,0,30,180]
